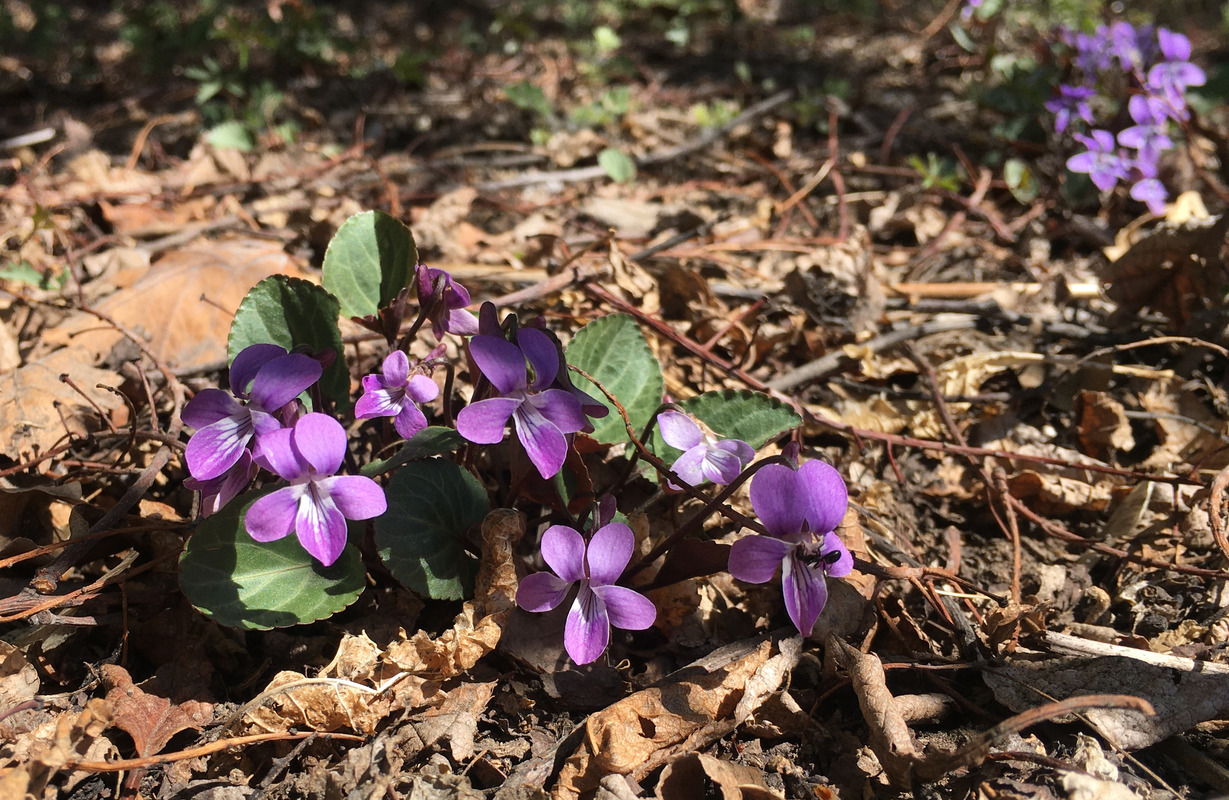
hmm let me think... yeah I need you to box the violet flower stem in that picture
[566,365,774,575]
[440,360,457,429]
[627,455,790,580]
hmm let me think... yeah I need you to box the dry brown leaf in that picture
[1076,391,1135,460]
[0,698,115,798]
[100,664,213,757]
[551,636,799,799]
[1102,213,1229,329]
[47,239,306,370]
[656,752,783,800]
[0,641,38,711]
[1138,377,1227,471]
[1004,444,1120,515]
[412,187,479,261]
[0,345,123,460]
[382,508,522,675]
[244,510,522,735]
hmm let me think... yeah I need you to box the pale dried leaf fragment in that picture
[1076,391,1135,460]
[984,631,1229,750]
[243,510,522,735]
[0,698,115,798]
[0,641,38,710]
[47,240,306,370]
[656,753,783,800]
[552,636,798,799]
[0,346,123,460]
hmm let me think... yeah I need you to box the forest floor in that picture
[3,2,1229,798]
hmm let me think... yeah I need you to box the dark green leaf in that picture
[374,459,488,600]
[228,275,350,411]
[362,426,467,476]
[179,488,366,630]
[566,313,663,445]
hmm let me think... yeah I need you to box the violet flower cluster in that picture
[1051,23,1205,214]
[182,344,388,566]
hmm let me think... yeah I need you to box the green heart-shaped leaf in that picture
[322,210,418,319]
[228,275,350,411]
[566,313,663,445]
[179,489,366,630]
[374,459,488,600]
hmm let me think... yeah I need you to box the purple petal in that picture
[229,344,287,396]
[1130,178,1168,215]
[517,571,573,612]
[668,446,709,489]
[540,524,586,583]
[714,438,755,464]
[797,461,849,534]
[392,403,429,439]
[525,389,587,435]
[781,551,829,636]
[821,532,854,577]
[356,385,402,419]
[512,404,568,479]
[182,389,243,429]
[728,535,792,583]
[381,350,410,385]
[185,415,252,481]
[290,413,346,477]
[1157,28,1190,62]
[446,308,480,336]
[295,491,349,567]
[518,328,559,390]
[185,451,256,517]
[456,396,521,444]
[564,587,609,665]
[592,585,656,630]
[749,464,808,538]
[585,522,634,585]
[251,426,304,481]
[322,475,387,520]
[245,486,301,542]
[249,353,323,412]
[469,336,528,395]
[701,446,747,485]
[406,374,440,404]
[657,411,702,450]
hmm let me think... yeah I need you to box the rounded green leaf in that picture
[566,313,663,445]
[651,389,800,465]
[322,210,418,319]
[598,147,637,184]
[179,489,366,630]
[374,459,488,600]
[227,275,350,411]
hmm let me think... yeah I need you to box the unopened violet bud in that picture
[415,264,479,340]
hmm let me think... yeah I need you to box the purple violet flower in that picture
[416,264,479,340]
[246,413,387,567]
[1067,129,1129,192]
[182,344,322,482]
[728,460,853,636]
[184,450,257,518]
[1129,177,1168,215]
[355,350,440,439]
[657,411,754,489]
[517,521,657,664]
[1046,85,1096,134]
[1146,29,1206,110]
[456,328,588,479]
